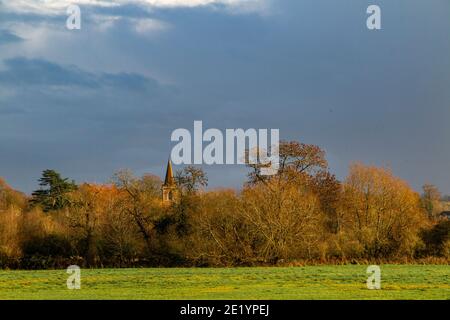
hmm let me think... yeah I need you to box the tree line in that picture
[0,140,449,269]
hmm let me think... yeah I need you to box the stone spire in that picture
[164,158,175,186]
[162,158,177,204]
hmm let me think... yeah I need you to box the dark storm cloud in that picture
[0,57,161,91]
[0,57,186,192]
[0,30,24,44]
[99,72,160,91]
[0,0,450,195]
[0,57,99,87]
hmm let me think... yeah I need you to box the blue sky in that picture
[0,0,449,194]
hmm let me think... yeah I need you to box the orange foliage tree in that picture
[338,163,428,259]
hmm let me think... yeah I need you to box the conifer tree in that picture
[31,169,77,212]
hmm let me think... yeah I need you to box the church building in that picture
[162,159,178,204]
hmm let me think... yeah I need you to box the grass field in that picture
[0,265,448,300]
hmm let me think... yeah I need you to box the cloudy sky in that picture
[0,0,449,194]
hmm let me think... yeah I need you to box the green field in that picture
[0,265,448,300]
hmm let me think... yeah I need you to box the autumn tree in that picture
[0,178,27,211]
[339,163,428,259]
[185,190,253,266]
[240,178,325,262]
[112,170,164,258]
[66,184,120,266]
[247,140,328,186]
[421,184,443,219]
[420,220,450,258]
[0,193,23,265]
[166,166,208,237]
[244,140,332,261]
[175,165,208,195]
[311,171,342,233]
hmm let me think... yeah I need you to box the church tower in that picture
[162,159,177,204]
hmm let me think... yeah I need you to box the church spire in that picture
[164,158,175,186]
[162,158,178,204]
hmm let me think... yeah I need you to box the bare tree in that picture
[112,170,163,254]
